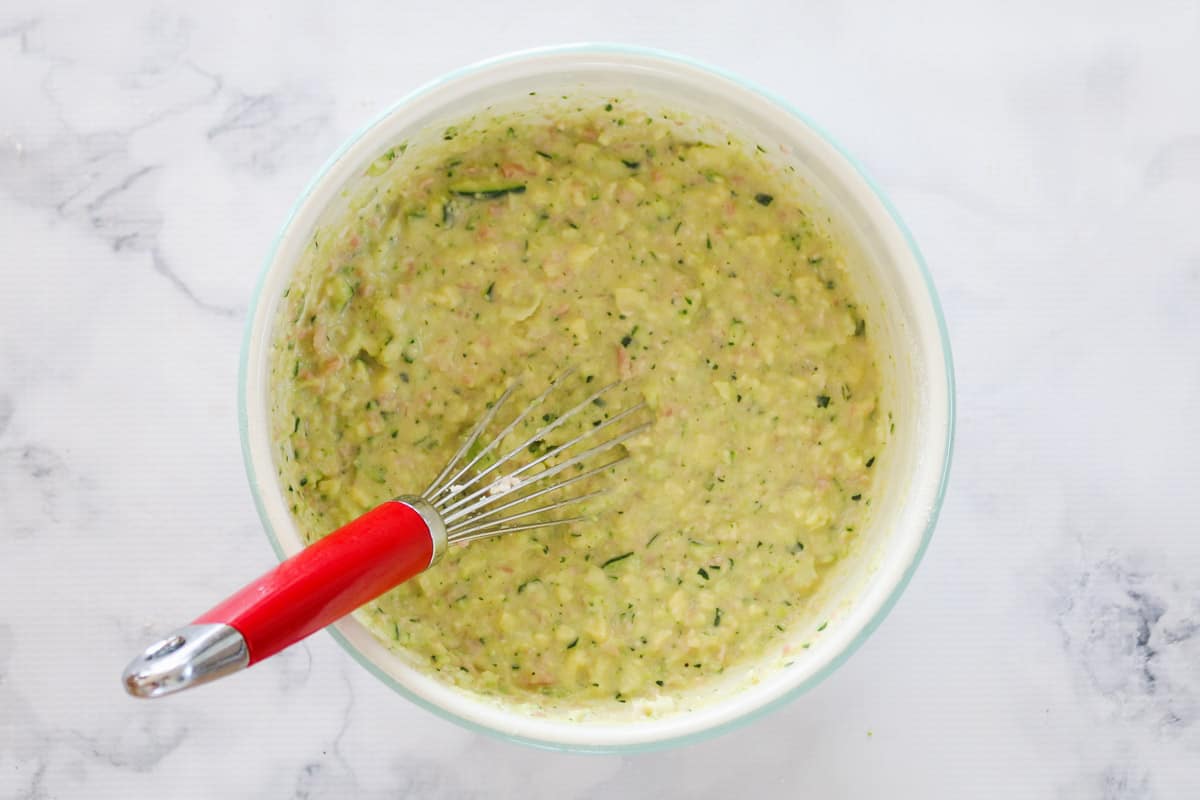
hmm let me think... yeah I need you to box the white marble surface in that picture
[2,0,1198,796]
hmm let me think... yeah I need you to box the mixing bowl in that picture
[239,44,955,751]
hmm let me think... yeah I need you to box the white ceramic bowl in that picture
[240,44,955,752]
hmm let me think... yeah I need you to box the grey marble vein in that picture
[150,248,241,318]
[207,87,335,176]
[0,395,13,439]
[0,17,39,48]
[1145,134,1200,187]
[1055,550,1200,743]
[0,445,70,538]
[67,715,190,774]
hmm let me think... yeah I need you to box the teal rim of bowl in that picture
[237,42,957,754]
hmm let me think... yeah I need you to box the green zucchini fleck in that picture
[450,183,527,199]
[601,551,635,568]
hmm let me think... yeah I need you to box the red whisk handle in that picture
[195,498,443,663]
[123,496,447,698]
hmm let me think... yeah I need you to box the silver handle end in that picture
[123,623,249,699]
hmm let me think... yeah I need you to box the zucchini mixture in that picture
[269,97,885,714]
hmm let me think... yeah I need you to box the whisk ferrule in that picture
[392,495,448,567]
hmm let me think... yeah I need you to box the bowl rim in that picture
[238,42,956,753]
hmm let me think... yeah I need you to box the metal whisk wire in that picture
[421,372,650,544]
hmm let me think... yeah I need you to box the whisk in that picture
[123,371,649,698]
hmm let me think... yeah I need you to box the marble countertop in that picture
[2,1,1198,797]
